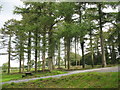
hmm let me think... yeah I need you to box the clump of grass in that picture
[10,82,15,85]
[50,70,66,74]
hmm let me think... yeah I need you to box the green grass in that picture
[2,72,119,88]
[2,65,118,82]
[2,70,66,82]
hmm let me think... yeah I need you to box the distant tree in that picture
[29,60,35,70]
[37,61,42,70]
[64,52,81,66]
[2,63,8,73]
[12,21,26,73]
[2,19,16,74]
[82,53,100,65]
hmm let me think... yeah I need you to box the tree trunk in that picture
[75,37,77,66]
[19,54,22,73]
[105,45,109,64]
[27,31,31,71]
[22,49,24,72]
[67,38,70,70]
[38,35,41,70]
[48,27,53,71]
[19,38,24,73]
[42,28,46,71]
[98,3,107,67]
[8,35,11,74]
[77,38,80,65]
[96,38,100,65]
[78,3,82,66]
[42,48,46,72]
[118,30,120,55]
[111,44,116,64]
[109,45,112,64]
[52,51,55,70]
[58,39,60,68]
[81,41,85,68]
[64,39,67,68]
[90,29,94,68]
[117,8,120,56]
[35,30,38,73]
[22,56,24,72]
[118,44,120,56]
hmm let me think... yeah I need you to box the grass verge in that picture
[2,70,66,82]
[2,72,119,88]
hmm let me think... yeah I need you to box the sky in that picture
[0,0,23,67]
[0,0,119,67]
[0,0,23,28]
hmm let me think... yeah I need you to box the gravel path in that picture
[1,66,119,85]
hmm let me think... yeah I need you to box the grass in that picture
[2,70,66,82]
[1,64,119,82]
[2,72,119,88]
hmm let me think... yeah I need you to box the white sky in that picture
[0,0,23,67]
[0,1,119,67]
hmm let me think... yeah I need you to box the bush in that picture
[2,70,7,73]
[2,63,8,73]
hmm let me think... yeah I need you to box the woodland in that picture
[0,2,119,74]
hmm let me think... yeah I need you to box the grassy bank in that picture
[2,70,66,82]
[2,65,119,82]
[2,72,119,88]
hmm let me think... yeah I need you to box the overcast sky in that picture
[0,1,119,67]
[0,0,23,28]
[0,0,23,67]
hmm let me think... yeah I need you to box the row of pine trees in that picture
[0,2,120,74]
